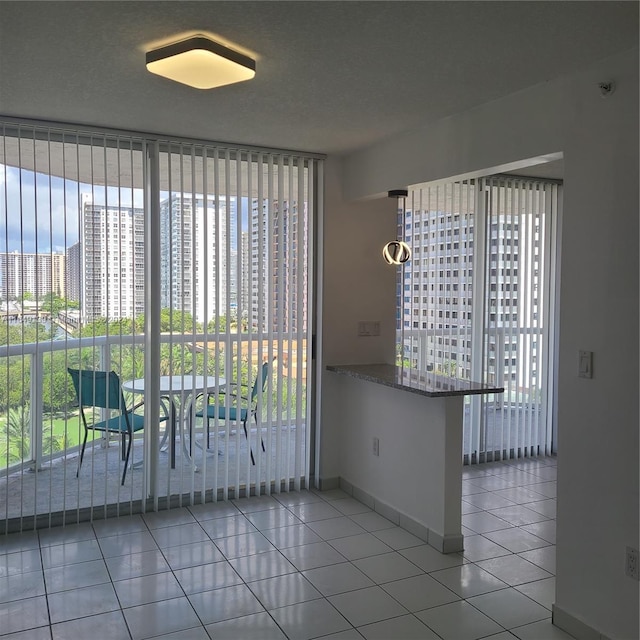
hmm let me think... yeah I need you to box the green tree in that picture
[207,315,233,333]
[40,293,79,316]
[77,310,202,339]
[435,359,458,377]
[158,309,200,333]
[77,316,134,338]
[0,407,30,462]
[0,406,65,467]
[0,320,52,346]
[0,358,30,411]
[42,351,77,413]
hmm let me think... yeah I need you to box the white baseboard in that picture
[552,603,605,640]
[330,477,463,553]
[429,530,465,554]
[316,476,340,491]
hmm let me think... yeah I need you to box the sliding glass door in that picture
[471,176,559,462]
[399,175,560,463]
[153,141,315,503]
[0,119,320,532]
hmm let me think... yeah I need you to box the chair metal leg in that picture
[159,396,171,451]
[122,432,133,485]
[76,430,88,478]
[243,420,256,466]
[255,414,266,453]
[169,402,177,469]
[192,411,220,456]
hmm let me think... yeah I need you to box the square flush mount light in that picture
[146,36,255,89]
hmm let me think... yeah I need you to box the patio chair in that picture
[67,368,169,485]
[194,361,269,465]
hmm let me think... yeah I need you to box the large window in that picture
[399,176,560,462]
[0,120,321,532]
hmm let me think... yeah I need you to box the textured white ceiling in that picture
[0,1,637,157]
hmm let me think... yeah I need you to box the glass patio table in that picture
[122,375,226,468]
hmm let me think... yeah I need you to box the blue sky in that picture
[0,165,249,254]
[0,165,144,254]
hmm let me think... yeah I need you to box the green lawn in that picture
[0,411,99,470]
[43,413,88,448]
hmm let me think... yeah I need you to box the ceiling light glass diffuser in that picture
[146,36,256,89]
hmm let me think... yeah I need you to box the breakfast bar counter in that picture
[326,363,503,398]
[326,363,503,553]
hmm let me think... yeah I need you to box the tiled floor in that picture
[0,456,574,640]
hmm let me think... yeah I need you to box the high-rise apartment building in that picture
[401,180,546,392]
[79,195,145,322]
[249,199,269,332]
[0,251,65,300]
[228,249,238,315]
[402,207,474,378]
[70,193,308,331]
[70,194,234,326]
[159,194,230,324]
[65,242,81,303]
[249,198,308,333]
[275,199,307,334]
[240,231,250,321]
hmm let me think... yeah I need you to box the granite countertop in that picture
[326,363,504,398]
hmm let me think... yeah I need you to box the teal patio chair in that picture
[194,361,269,465]
[68,368,169,485]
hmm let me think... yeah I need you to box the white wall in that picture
[554,51,639,640]
[321,157,398,365]
[322,47,639,639]
[319,157,397,480]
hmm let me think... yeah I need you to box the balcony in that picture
[400,325,549,465]
[0,332,308,534]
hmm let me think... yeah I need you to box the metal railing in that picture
[0,331,308,477]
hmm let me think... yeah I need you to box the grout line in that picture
[0,458,557,640]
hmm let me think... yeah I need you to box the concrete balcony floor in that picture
[0,424,306,531]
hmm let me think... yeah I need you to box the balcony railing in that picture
[400,325,550,462]
[0,331,307,477]
[0,330,309,533]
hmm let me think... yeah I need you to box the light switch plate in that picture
[578,350,593,378]
[358,321,380,337]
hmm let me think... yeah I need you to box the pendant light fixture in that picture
[146,35,256,89]
[382,189,411,265]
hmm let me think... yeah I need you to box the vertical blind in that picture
[475,176,559,462]
[155,142,315,504]
[400,176,559,464]
[0,119,319,533]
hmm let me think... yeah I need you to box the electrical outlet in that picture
[625,546,639,580]
[372,437,379,456]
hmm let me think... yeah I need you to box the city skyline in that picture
[0,164,251,254]
[0,192,309,334]
[0,250,66,301]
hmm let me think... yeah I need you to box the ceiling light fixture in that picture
[146,35,256,89]
[383,189,412,265]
